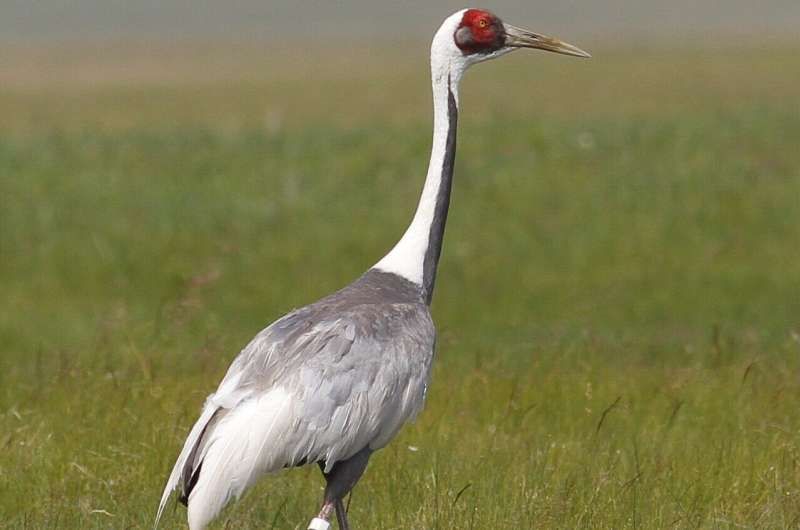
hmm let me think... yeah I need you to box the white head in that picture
[431,8,590,83]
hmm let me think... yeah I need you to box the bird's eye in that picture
[478,19,488,28]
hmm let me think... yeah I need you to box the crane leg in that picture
[307,447,371,530]
[334,497,349,530]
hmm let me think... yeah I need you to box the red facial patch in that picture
[454,9,505,54]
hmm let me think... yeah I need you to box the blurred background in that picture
[2,0,800,40]
[1,1,799,529]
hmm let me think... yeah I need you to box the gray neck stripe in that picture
[422,76,458,305]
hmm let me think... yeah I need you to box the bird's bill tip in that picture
[503,24,591,58]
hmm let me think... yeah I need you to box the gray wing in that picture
[156,301,435,527]
[212,301,435,466]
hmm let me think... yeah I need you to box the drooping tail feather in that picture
[184,388,295,530]
[155,387,299,530]
[155,403,220,528]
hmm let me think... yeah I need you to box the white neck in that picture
[373,14,470,303]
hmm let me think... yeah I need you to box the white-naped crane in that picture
[156,8,589,530]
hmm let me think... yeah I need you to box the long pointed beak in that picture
[503,24,591,58]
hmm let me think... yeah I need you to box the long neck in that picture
[373,64,461,305]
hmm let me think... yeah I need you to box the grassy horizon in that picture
[1,43,799,528]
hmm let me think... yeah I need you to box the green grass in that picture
[1,44,800,528]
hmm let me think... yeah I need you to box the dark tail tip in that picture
[179,461,203,506]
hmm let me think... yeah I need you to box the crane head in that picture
[449,8,590,63]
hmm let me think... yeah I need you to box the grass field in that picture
[1,42,800,529]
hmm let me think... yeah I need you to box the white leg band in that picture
[308,517,331,530]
